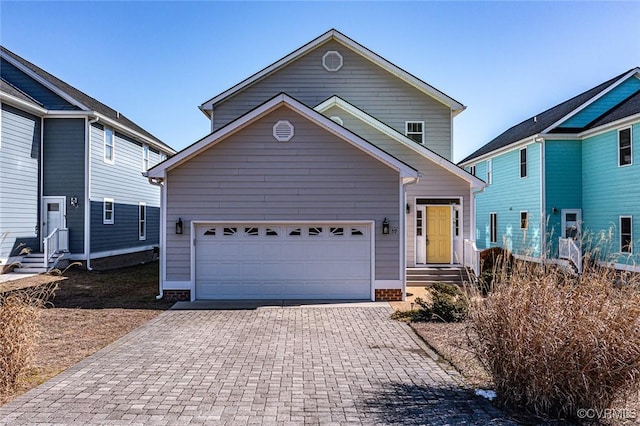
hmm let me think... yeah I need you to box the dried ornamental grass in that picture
[469,258,640,420]
[0,283,57,394]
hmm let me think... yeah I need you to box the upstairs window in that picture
[468,165,476,176]
[142,144,150,171]
[103,198,114,224]
[486,159,493,185]
[520,147,528,178]
[490,212,497,243]
[620,216,633,253]
[405,121,424,144]
[104,128,114,163]
[619,127,632,166]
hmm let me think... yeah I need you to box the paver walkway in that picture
[0,305,515,425]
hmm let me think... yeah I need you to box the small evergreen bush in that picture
[412,283,469,323]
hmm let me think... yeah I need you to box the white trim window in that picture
[486,159,493,185]
[405,121,424,144]
[103,198,114,225]
[490,212,497,243]
[139,203,147,240]
[619,127,632,167]
[142,144,150,171]
[520,211,528,230]
[620,216,632,253]
[520,147,527,178]
[104,128,115,164]
[468,165,476,176]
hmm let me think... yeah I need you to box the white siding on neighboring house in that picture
[0,105,40,264]
[165,106,402,282]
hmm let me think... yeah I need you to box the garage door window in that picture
[224,227,237,236]
[289,228,302,236]
[204,228,216,236]
[330,227,344,236]
[266,228,279,236]
[245,227,259,236]
[351,227,365,236]
[308,227,323,236]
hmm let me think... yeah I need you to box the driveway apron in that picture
[0,306,514,425]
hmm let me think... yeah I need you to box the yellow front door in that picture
[426,206,451,264]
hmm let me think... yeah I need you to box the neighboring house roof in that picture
[0,77,43,107]
[586,89,640,130]
[459,68,640,164]
[148,93,419,181]
[315,95,484,189]
[0,46,175,155]
[199,29,465,116]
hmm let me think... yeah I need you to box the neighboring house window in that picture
[160,153,167,162]
[486,159,493,185]
[139,203,146,240]
[104,128,115,163]
[103,198,114,224]
[619,127,632,166]
[490,212,497,243]
[620,216,632,253]
[520,211,528,230]
[469,165,476,176]
[405,121,424,144]
[142,144,149,171]
[520,147,527,178]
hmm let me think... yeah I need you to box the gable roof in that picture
[459,68,640,164]
[315,96,484,189]
[148,93,419,181]
[1,77,44,108]
[199,29,465,116]
[0,46,175,154]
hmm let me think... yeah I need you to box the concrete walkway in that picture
[0,305,515,425]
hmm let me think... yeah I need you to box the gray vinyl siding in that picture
[90,123,161,207]
[42,118,85,254]
[0,58,78,110]
[0,104,40,262]
[211,40,453,160]
[165,105,401,281]
[90,201,159,252]
[322,105,472,266]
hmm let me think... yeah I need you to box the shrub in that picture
[411,283,469,323]
[0,283,57,395]
[468,258,640,420]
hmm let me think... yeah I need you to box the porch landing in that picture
[407,266,470,286]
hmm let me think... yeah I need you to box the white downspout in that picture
[39,116,44,252]
[85,116,99,270]
[533,137,546,261]
[147,176,165,300]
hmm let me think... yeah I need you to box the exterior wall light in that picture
[382,218,390,235]
[176,217,184,235]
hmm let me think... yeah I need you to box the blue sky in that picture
[2,1,639,161]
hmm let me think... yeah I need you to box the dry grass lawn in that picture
[0,262,171,405]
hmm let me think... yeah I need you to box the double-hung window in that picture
[104,128,114,163]
[620,216,632,253]
[103,198,114,224]
[405,121,424,144]
[520,211,528,230]
[490,213,498,243]
[468,165,476,176]
[139,203,147,240]
[520,147,527,178]
[486,159,493,185]
[619,127,632,166]
[142,144,149,171]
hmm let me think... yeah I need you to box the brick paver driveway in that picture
[0,305,515,425]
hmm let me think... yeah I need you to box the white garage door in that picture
[195,223,372,299]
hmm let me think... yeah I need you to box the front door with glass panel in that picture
[561,209,582,243]
[41,196,66,249]
[416,205,452,264]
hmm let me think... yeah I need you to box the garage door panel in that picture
[195,223,372,300]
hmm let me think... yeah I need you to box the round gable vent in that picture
[322,50,343,72]
[273,120,294,142]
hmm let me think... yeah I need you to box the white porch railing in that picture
[43,228,69,269]
[464,239,481,277]
[559,237,582,273]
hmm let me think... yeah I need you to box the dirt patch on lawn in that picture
[0,262,171,405]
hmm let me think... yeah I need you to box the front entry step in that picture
[13,252,66,274]
[407,267,467,286]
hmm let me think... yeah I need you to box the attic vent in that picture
[330,116,343,125]
[322,51,343,72]
[273,120,294,142]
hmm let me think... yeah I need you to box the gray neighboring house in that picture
[0,46,175,272]
[147,30,484,302]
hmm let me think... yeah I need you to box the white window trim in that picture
[486,159,493,185]
[322,50,343,72]
[618,126,633,167]
[142,144,150,171]
[139,202,147,241]
[405,121,425,145]
[104,127,115,164]
[490,212,497,243]
[620,215,633,253]
[103,198,114,225]
[469,165,476,176]
[520,211,528,230]
[520,147,528,178]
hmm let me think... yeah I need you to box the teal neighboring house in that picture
[459,68,640,272]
